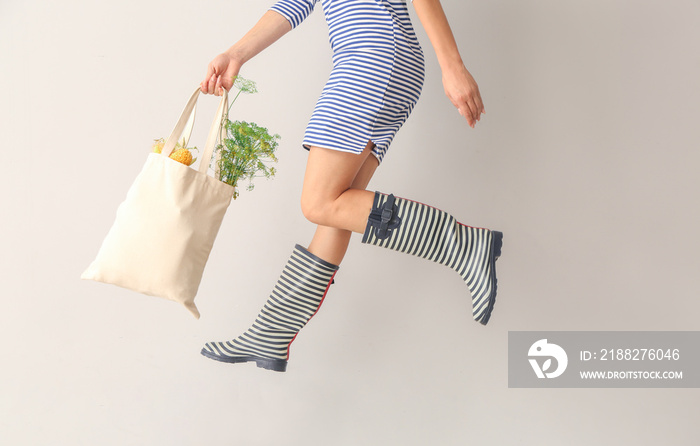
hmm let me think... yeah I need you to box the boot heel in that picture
[492,231,503,259]
[255,358,287,372]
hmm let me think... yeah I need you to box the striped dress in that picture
[270,0,425,164]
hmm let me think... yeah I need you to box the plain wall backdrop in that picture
[2,0,699,444]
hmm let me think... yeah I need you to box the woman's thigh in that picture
[302,142,375,206]
[301,142,379,232]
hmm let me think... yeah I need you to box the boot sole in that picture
[479,230,503,326]
[200,348,287,372]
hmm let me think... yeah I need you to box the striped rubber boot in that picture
[201,244,338,372]
[362,192,503,325]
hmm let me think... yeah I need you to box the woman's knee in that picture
[300,189,332,225]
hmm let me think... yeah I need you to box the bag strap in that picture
[161,87,229,175]
[181,101,196,149]
[161,88,200,157]
[198,88,228,174]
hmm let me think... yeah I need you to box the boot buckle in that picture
[369,194,401,240]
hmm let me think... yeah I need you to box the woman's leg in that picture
[301,143,502,326]
[305,143,380,265]
[301,143,378,236]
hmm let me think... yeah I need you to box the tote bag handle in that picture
[161,87,229,175]
[181,101,196,149]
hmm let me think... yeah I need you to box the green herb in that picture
[213,77,280,199]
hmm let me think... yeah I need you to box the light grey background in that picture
[2,0,699,445]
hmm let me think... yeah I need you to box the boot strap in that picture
[367,194,401,240]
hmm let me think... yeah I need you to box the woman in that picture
[200,0,501,372]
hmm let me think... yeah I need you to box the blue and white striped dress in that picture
[270,0,425,164]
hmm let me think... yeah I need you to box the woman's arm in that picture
[412,0,485,128]
[201,10,292,95]
[202,1,318,95]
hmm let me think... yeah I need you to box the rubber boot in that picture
[362,192,503,325]
[201,244,338,371]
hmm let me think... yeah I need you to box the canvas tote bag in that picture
[82,87,234,318]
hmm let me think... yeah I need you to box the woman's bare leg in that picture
[302,142,379,264]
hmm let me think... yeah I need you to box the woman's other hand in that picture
[413,0,485,128]
[442,63,485,128]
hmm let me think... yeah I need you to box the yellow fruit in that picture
[169,148,194,166]
[152,139,165,154]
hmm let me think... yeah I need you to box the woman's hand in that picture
[412,0,485,128]
[442,63,485,128]
[201,51,242,96]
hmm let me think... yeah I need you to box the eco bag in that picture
[81,87,233,318]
